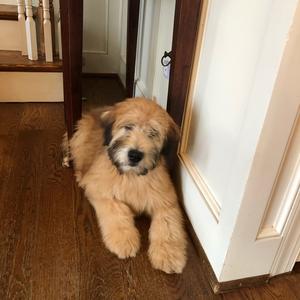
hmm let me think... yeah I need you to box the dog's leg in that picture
[90,196,140,259]
[148,204,187,274]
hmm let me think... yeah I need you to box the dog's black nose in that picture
[128,149,144,164]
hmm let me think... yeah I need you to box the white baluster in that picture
[25,0,38,60]
[42,0,53,62]
[17,0,27,55]
[57,10,62,60]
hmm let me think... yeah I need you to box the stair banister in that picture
[57,10,62,60]
[25,0,38,60]
[17,0,27,55]
[42,0,53,62]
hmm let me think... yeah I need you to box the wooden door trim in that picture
[126,0,140,97]
[167,0,203,127]
[60,0,83,138]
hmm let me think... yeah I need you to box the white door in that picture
[179,0,300,281]
[82,0,123,73]
[134,0,176,109]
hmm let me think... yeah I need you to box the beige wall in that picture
[0,72,63,102]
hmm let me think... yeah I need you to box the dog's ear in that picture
[99,106,115,146]
[161,118,180,158]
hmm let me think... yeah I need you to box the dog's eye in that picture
[124,125,134,131]
[148,129,159,138]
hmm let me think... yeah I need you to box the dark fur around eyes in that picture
[161,129,180,170]
[148,128,160,139]
[103,122,113,146]
[107,139,123,163]
[124,124,134,131]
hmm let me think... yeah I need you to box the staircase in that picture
[0,1,63,102]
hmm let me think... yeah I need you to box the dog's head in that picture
[99,98,180,175]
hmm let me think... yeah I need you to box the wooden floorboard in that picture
[0,79,299,299]
[82,77,126,110]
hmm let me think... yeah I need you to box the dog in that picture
[62,98,187,273]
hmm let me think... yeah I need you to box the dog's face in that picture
[100,98,179,175]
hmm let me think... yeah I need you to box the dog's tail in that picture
[61,132,71,168]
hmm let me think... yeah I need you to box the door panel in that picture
[134,0,159,98]
[82,0,123,73]
[179,0,300,281]
[134,0,175,109]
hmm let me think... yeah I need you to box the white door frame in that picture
[270,116,300,275]
[271,189,300,275]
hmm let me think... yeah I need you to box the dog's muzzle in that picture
[128,149,144,166]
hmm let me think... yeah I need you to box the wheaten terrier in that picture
[62,98,187,273]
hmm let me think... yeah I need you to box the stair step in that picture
[0,4,18,21]
[0,50,62,72]
[0,4,38,21]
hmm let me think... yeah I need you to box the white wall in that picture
[0,72,63,102]
[179,0,300,281]
[0,20,21,51]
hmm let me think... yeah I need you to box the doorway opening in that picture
[80,0,176,115]
[61,0,202,137]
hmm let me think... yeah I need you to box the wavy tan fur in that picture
[64,98,187,273]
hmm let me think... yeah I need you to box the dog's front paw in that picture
[104,227,140,259]
[148,242,187,274]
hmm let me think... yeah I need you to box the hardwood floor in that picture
[0,79,299,299]
[82,77,126,109]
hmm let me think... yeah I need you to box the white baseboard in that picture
[0,72,63,102]
[118,56,126,88]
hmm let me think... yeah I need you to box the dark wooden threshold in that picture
[184,215,270,294]
[0,4,18,21]
[82,73,120,79]
[293,262,300,273]
[0,50,62,72]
